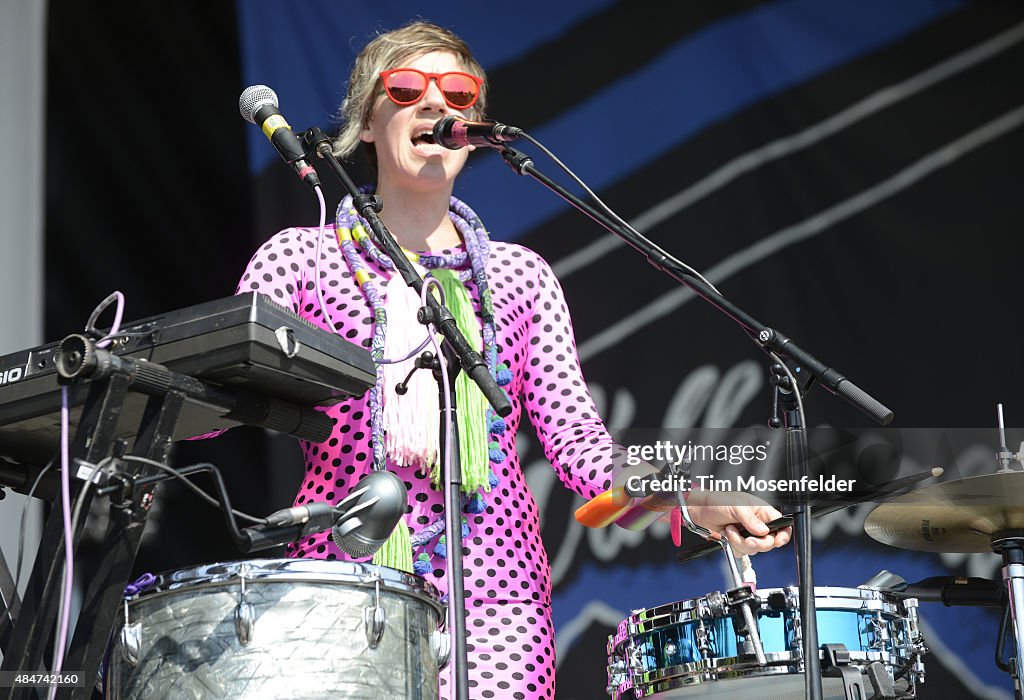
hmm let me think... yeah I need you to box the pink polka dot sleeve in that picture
[502,246,619,499]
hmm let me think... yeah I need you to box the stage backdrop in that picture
[33,1,1024,698]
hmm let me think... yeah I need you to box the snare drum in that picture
[106,559,447,699]
[607,586,927,700]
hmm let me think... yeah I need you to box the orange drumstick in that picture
[573,487,634,528]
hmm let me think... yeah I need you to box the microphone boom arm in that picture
[495,146,892,424]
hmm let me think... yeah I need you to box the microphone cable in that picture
[516,131,724,298]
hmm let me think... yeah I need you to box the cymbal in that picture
[864,471,1024,553]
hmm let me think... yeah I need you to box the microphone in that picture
[433,116,523,150]
[900,576,1004,607]
[238,85,321,189]
[331,470,408,558]
[264,502,338,528]
[240,500,339,552]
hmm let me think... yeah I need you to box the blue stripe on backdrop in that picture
[454,0,963,240]
[235,0,617,173]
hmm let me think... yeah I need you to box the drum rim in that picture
[128,558,443,612]
[623,585,907,628]
[636,664,914,697]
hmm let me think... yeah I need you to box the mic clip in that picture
[353,192,383,215]
[302,127,333,156]
[395,352,436,395]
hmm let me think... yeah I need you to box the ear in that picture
[360,121,375,144]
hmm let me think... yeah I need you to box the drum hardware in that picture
[233,561,254,647]
[675,464,768,666]
[118,598,141,668]
[821,642,904,700]
[820,644,870,700]
[364,573,386,649]
[867,610,891,652]
[431,627,452,670]
[695,598,715,660]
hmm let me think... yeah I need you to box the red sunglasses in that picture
[379,69,483,110]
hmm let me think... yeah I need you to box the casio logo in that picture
[0,367,25,386]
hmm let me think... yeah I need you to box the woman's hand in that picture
[685,489,792,555]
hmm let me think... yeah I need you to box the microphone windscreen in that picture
[239,85,278,124]
[331,470,408,558]
[331,525,381,558]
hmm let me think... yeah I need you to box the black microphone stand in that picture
[494,144,894,700]
[772,363,820,696]
[395,343,472,700]
[301,128,506,700]
[434,343,472,700]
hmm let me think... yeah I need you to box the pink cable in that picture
[95,291,125,349]
[51,385,73,693]
[312,185,341,334]
[52,291,125,692]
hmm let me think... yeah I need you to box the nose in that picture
[419,77,449,112]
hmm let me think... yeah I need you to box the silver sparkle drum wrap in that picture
[106,559,445,699]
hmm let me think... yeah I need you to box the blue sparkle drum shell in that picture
[607,586,927,700]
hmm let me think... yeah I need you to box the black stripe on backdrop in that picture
[44,1,254,332]
[484,0,770,130]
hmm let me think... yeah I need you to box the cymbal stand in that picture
[996,404,1024,474]
[674,471,767,666]
[992,534,1024,700]
[990,407,1024,698]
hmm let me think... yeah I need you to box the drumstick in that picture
[573,486,634,528]
[676,467,943,563]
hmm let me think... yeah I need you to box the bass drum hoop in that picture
[130,558,443,619]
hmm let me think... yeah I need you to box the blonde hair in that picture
[333,21,488,162]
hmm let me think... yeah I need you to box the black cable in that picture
[15,456,55,589]
[520,132,723,296]
[114,455,267,525]
[996,602,1012,674]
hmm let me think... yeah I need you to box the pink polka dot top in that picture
[236,207,619,606]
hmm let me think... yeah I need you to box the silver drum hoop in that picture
[134,558,443,618]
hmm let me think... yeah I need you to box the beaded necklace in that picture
[334,192,511,573]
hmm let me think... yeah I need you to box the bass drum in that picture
[607,586,927,700]
[106,559,448,700]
